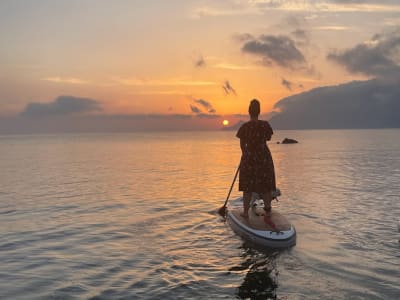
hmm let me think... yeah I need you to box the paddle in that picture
[218,163,240,216]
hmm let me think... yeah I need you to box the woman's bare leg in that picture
[241,192,252,218]
[260,191,272,217]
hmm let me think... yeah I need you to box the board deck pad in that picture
[230,206,291,231]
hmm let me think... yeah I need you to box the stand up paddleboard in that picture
[227,193,296,248]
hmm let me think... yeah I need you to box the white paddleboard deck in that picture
[227,198,296,248]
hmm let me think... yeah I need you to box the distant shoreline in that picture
[1,127,400,137]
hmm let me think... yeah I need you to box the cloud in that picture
[281,78,293,91]
[195,56,206,68]
[2,96,234,133]
[194,99,216,113]
[331,0,368,3]
[190,105,202,114]
[281,77,305,90]
[327,30,400,78]
[213,63,255,70]
[269,79,400,129]
[253,1,400,13]
[194,1,400,15]
[42,77,90,85]
[241,34,307,70]
[190,98,217,115]
[222,80,237,95]
[314,26,351,31]
[115,78,216,86]
[21,96,102,117]
[291,29,309,43]
[233,33,254,42]
[192,2,262,18]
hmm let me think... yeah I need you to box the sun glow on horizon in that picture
[222,119,229,126]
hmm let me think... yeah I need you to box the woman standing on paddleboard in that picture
[236,99,276,218]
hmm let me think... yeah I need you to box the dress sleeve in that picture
[236,124,245,139]
[264,121,273,141]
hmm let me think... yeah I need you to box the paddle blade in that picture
[218,205,227,217]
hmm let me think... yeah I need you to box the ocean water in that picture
[0,129,399,300]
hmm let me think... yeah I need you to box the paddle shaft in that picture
[222,164,240,210]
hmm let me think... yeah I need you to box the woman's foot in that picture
[263,207,278,231]
[264,215,278,231]
[264,206,272,217]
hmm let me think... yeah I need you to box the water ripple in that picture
[1,131,399,299]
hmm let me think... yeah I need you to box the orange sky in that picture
[1,0,398,131]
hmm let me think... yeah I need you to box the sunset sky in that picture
[1,0,400,132]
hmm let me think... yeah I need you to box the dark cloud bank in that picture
[21,95,102,117]
[0,96,221,134]
[270,79,400,129]
[327,31,400,78]
[270,30,400,129]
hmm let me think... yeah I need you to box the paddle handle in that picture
[223,164,240,208]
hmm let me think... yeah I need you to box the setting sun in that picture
[222,120,229,126]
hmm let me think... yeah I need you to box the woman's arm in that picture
[240,139,246,154]
[265,121,273,141]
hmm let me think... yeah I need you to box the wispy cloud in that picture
[213,63,255,70]
[192,3,262,18]
[190,105,202,114]
[233,33,255,43]
[132,90,188,95]
[192,1,400,17]
[42,77,90,85]
[190,98,217,115]
[222,80,237,95]
[314,26,352,31]
[281,78,293,91]
[251,0,400,12]
[384,17,400,27]
[194,56,206,68]
[115,78,217,86]
[194,99,216,113]
[291,29,309,41]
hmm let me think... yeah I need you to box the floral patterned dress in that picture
[236,120,276,193]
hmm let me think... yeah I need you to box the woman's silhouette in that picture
[236,99,276,218]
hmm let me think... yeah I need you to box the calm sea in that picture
[0,130,399,299]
